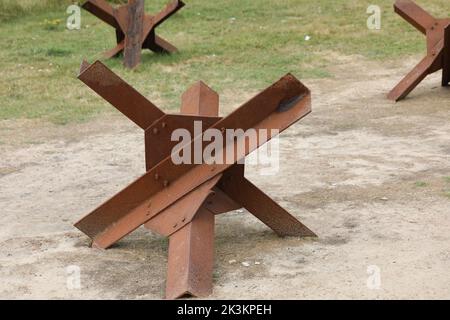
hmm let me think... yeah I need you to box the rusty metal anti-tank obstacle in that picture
[82,0,184,69]
[388,0,450,101]
[75,60,316,299]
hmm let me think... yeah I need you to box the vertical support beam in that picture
[165,208,215,299]
[443,25,450,86]
[165,81,220,299]
[123,0,144,69]
[181,81,219,116]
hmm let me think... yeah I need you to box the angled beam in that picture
[144,174,221,237]
[219,166,316,237]
[389,1,450,100]
[152,0,185,29]
[388,42,443,101]
[103,41,125,59]
[82,0,119,29]
[204,185,242,214]
[388,53,436,101]
[394,0,437,35]
[75,73,311,249]
[141,0,185,53]
[78,61,165,129]
[144,33,178,54]
[141,1,184,42]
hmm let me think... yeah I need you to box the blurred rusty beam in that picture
[123,0,144,69]
[388,0,450,101]
[81,0,185,68]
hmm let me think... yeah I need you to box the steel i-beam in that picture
[388,0,450,101]
[75,60,316,299]
[82,0,185,69]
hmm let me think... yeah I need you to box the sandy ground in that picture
[0,55,449,300]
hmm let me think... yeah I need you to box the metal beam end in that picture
[79,59,92,77]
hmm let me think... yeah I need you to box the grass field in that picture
[0,0,449,124]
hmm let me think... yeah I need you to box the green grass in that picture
[415,181,428,188]
[0,0,69,22]
[1,0,449,124]
[442,177,450,199]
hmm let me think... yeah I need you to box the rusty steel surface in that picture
[81,0,184,68]
[166,208,215,299]
[74,60,315,299]
[162,83,219,298]
[144,114,219,170]
[388,0,450,101]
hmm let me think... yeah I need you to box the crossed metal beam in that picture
[82,0,184,68]
[388,0,450,101]
[75,60,316,299]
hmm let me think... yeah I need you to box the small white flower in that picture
[304,35,311,41]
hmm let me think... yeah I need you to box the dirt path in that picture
[1,55,449,299]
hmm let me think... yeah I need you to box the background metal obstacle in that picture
[82,0,184,69]
[388,0,450,101]
[75,60,316,299]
